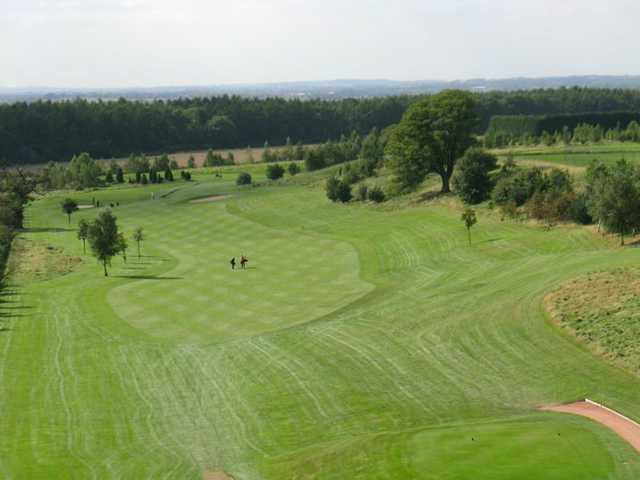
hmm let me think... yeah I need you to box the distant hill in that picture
[4,75,640,103]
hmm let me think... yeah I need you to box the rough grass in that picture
[6,237,82,284]
[1,162,640,478]
[546,268,640,376]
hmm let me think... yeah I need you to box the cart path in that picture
[543,400,640,453]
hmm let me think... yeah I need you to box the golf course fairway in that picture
[1,168,640,479]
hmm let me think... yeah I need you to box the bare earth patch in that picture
[202,471,233,480]
[543,400,640,453]
[6,237,82,283]
[190,195,231,204]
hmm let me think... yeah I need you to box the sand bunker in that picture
[543,399,640,452]
[203,471,233,480]
[190,195,230,204]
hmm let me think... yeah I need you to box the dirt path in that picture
[543,400,640,452]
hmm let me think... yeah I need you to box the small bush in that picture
[236,172,252,185]
[326,177,352,203]
[266,163,285,180]
[325,176,341,201]
[336,182,352,203]
[288,163,301,176]
[493,170,538,206]
[368,186,385,203]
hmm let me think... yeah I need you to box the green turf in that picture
[494,142,640,169]
[1,164,640,478]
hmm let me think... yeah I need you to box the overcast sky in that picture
[2,0,640,88]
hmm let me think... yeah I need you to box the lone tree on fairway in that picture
[132,227,144,259]
[461,208,477,245]
[117,232,128,263]
[88,210,121,276]
[61,198,79,224]
[386,90,478,193]
[77,219,89,254]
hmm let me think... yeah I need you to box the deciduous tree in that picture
[77,219,89,254]
[88,210,121,276]
[61,198,78,224]
[386,90,478,193]
[132,227,144,259]
[461,208,477,245]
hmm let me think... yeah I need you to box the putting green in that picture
[1,167,640,479]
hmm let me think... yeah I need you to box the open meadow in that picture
[2,153,640,479]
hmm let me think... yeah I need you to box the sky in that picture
[2,0,640,88]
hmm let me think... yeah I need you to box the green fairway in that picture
[494,142,640,169]
[2,166,640,478]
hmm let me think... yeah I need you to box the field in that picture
[493,142,640,170]
[101,144,314,168]
[2,153,640,478]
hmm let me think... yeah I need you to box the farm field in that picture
[101,144,316,168]
[2,158,640,479]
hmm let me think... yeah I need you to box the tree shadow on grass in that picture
[480,238,502,244]
[0,284,28,330]
[113,275,183,281]
[22,227,72,233]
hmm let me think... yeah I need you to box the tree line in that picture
[485,112,640,147]
[0,96,409,165]
[5,87,640,166]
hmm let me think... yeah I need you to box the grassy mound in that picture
[546,268,640,376]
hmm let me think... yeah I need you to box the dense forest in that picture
[484,112,640,147]
[4,87,640,165]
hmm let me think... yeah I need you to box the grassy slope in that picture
[1,166,640,478]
